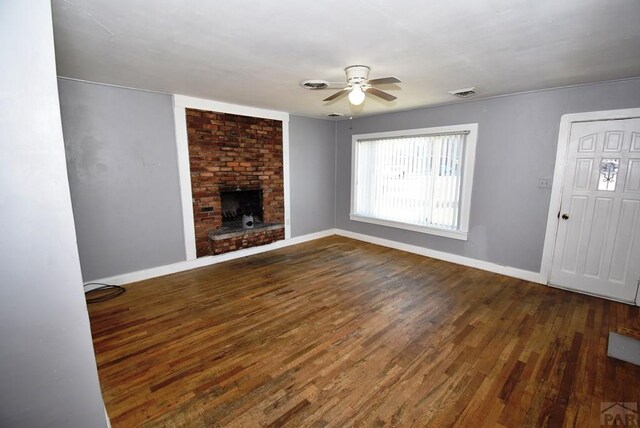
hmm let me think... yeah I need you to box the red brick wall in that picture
[186,108,284,257]
[211,227,285,255]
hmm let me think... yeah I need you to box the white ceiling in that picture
[52,0,640,119]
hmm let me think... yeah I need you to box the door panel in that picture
[625,159,640,192]
[604,130,624,152]
[608,199,639,283]
[550,118,640,302]
[578,133,597,152]
[559,196,588,274]
[574,159,593,189]
[583,197,613,278]
[631,133,640,151]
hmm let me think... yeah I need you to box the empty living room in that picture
[3,0,640,427]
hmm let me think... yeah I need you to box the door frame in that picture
[540,107,640,305]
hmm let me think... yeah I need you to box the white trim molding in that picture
[173,94,289,122]
[172,94,291,260]
[539,107,640,289]
[84,229,337,290]
[348,215,468,240]
[349,123,478,241]
[104,405,111,428]
[335,229,544,284]
[172,102,197,260]
[282,120,292,239]
[86,228,544,289]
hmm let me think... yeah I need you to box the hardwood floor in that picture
[88,236,640,427]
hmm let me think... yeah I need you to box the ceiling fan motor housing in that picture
[315,64,399,104]
[345,65,370,85]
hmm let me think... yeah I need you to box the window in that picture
[350,124,478,240]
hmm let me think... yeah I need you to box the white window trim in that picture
[349,123,478,241]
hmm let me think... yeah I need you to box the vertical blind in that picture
[353,132,467,230]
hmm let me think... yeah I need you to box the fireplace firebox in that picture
[220,189,263,226]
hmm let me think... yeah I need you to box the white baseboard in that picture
[104,404,111,428]
[85,227,546,290]
[334,229,545,284]
[547,282,637,305]
[85,227,638,305]
[84,229,337,290]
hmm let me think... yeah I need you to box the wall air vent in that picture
[448,87,479,98]
[300,80,329,90]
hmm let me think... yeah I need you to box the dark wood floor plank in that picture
[87,236,640,427]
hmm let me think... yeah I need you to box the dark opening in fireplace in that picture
[220,189,263,225]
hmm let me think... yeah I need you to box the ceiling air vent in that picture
[300,79,329,90]
[327,113,343,117]
[448,87,479,98]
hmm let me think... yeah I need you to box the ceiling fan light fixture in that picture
[348,84,366,105]
[316,65,400,105]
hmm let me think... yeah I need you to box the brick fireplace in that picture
[186,108,284,257]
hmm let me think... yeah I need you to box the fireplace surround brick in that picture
[209,226,285,255]
[186,108,284,257]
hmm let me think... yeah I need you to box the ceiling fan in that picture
[300,65,401,106]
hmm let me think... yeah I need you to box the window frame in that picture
[350,123,478,241]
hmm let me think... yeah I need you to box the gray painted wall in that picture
[59,82,338,279]
[0,1,107,426]
[336,79,640,272]
[59,79,185,281]
[289,115,336,237]
[59,72,640,277]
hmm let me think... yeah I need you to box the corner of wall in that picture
[333,120,339,228]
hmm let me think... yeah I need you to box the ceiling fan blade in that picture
[325,82,349,88]
[366,87,397,101]
[323,89,348,101]
[367,76,401,85]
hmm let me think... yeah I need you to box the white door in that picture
[550,118,640,302]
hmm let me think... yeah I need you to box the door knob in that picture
[562,213,570,220]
